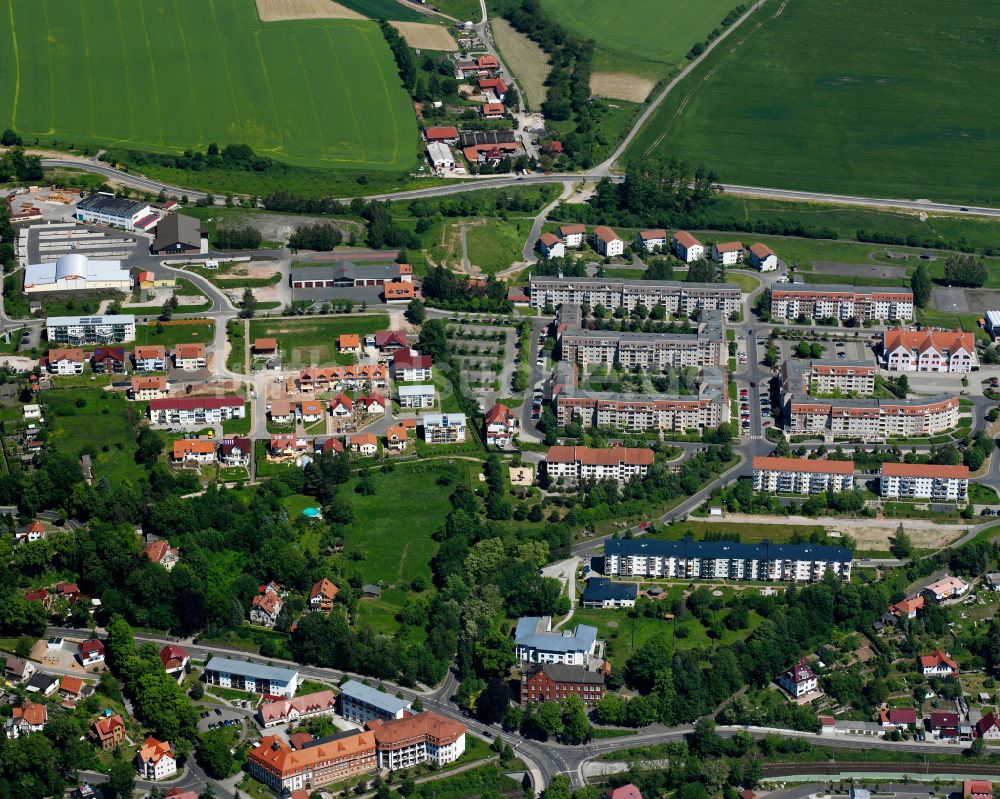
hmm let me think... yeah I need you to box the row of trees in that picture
[288,222,344,251]
[0,146,44,183]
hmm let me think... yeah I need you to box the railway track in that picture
[762,761,1000,778]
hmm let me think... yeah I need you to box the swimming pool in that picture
[302,507,322,518]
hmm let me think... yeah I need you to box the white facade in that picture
[635,231,667,252]
[399,385,436,409]
[148,398,246,427]
[538,235,565,259]
[557,226,585,248]
[514,617,598,666]
[76,193,152,231]
[593,228,624,258]
[339,680,411,724]
[671,232,704,263]
[426,142,455,169]
[779,663,819,697]
[882,329,977,373]
[423,413,466,443]
[879,464,969,501]
[529,276,742,316]
[749,244,778,271]
[711,242,743,265]
[544,446,653,484]
[752,457,855,494]
[787,395,958,442]
[23,253,132,294]
[49,353,85,375]
[203,657,299,698]
[771,287,914,322]
[47,314,136,344]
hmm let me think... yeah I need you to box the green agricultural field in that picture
[248,314,388,367]
[628,0,1000,205]
[540,0,736,79]
[0,0,418,170]
[335,0,424,20]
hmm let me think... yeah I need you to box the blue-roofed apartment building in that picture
[580,578,638,609]
[339,679,412,724]
[514,616,600,666]
[203,657,299,698]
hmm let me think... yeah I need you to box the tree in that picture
[911,263,932,308]
[418,318,449,359]
[531,699,564,739]
[239,287,258,318]
[159,298,174,321]
[944,254,987,288]
[890,525,913,559]
[541,775,571,799]
[108,753,136,799]
[560,695,591,743]
[405,298,426,325]
[197,728,237,778]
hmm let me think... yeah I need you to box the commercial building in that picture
[426,142,456,170]
[338,679,412,724]
[752,456,856,494]
[781,360,877,397]
[76,193,152,231]
[249,731,377,792]
[770,285,914,322]
[258,690,337,727]
[879,462,969,501]
[369,712,466,770]
[151,214,205,254]
[290,262,412,289]
[203,657,298,698]
[785,394,958,442]
[882,328,977,372]
[529,276,741,316]
[422,413,466,444]
[23,253,132,294]
[544,445,654,484]
[47,314,136,344]
[671,231,704,263]
[554,365,729,432]
[520,663,605,707]
[559,308,726,369]
[148,396,245,427]
[603,537,853,582]
[580,578,638,608]
[514,616,598,666]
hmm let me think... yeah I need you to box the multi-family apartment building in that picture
[130,375,170,401]
[879,462,970,502]
[781,359,877,396]
[173,343,207,371]
[529,276,741,316]
[554,365,729,432]
[47,348,86,375]
[47,314,136,344]
[752,456,856,494]
[559,309,726,369]
[671,231,704,263]
[520,663,605,707]
[249,732,377,792]
[369,712,466,771]
[604,537,852,582]
[147,396,246,427]
[544,445,654,484]
[133,345,167,372]
[203,657,298,698]
[882,328,977,372]
[422,413,466,443]
[514,616,598,666]
[770,285,913,322]
[339,680,412,724]
[785,394,958,442]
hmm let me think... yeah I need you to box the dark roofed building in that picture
[152,214,203,255]
[290,263,409,289]
[76,193,152,231]
[580,578,638,608]
[520,663,605,707]
[459,130,517,148]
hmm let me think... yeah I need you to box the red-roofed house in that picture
[309,578,339,612]
[47,348,86,375]
[357,393,386,415]
[254,338,278,355]
[711,241,744,265]
[91,347,128,374]
[392,350,433,382]
[251,590,284,628]
[89,714,126,750]
[8,700,48,737]
[964,782,992,799]
[749,242,778,271]
[172,439,216,464]
[890,596,925,619]
[557,224,586,248]
[160,644,190,678]
[480,103,506,119]
[879,708,917,728]
[485,403,518,447]
[349,433,377,457]
[143,539,180,571]
[929,710,960,738]
[606,785,642,799]
[374,330,409,353]
[320,437,344,455]
[976,712,1000,741]
[220,437,251,467]
[919,649,957,676]
[778,658,819,698]
[538,233,565,259]
[15,519,46,544]
[173,343,207,371]
[882,328,977,373]
[383,281,415,302]
[385,424,409,452]
[592,226,624,258]
[635,229,667,253]
[330,393,353,418]
[425,126,460,143]
[136,737,177,780]
[79,639,106,666]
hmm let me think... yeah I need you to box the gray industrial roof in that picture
[339,679,411,713]
[204,656,298,683]
[514,617,598,654]
[605,536,852,563]
[78,193,149,217]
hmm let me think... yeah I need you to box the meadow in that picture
[44,389,140,484]
[627,0,1000,205]
[0,0,418,170]
[248,314,389,367]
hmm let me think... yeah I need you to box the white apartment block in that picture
[749,243,778,271]
[711,241,744,265]
[593,226,624,257]
[671,231,704,263]
[530,276,741,316]
[47,314,136,344]
[422,413,466,443]
[545,445,654,484]
[752,456,855,494]
[636,229,667,252]
[771,285,914,322]
[880,462,969,502]
[882,328,977,372]
[398,385,436,409]
[786,394,958,442]
[47,348,85,375]
[147,396,246,427]
[514,616,598,666]
[604,538,853,582]
[781,360,877,396]
[371,713,466,770]
[557,224,586,248]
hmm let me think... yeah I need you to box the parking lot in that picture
[775,336,874,364]
[197,704,248,732]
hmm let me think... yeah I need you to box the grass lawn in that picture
[355,586,428,643]
[491,18,549,111]
[43,389,140,484]
[463,220,530,275]
[248,315,388,369]
[655,519,825,543]
[969,483,1000,504]
[227,320,246,374]
[282,493,319,520]
[0,0,418,170]
[629,0,1000,205]
[916,308,991,341]
[725,272,760,293]
[222,414,251,435]
[133,320,215,348]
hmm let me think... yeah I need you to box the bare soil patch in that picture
[254,0,364,20]
[491,18,549,109]
[391,21,458,51]
[591,72,656,103]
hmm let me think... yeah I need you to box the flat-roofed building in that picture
[880,462,969,502]
[544,445,653,484]
[752,456,855,494]
[75,193,152,231]
[204,657,299,698]
[422,413,466,443]
[47,314,136,344]
[530,275,741,316]
[398,384,435,409]
[604,536,852,582]
[24,253,132,294]
[771,285,913,322]
[339,679,411,724]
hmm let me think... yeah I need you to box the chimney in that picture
[200,230,209,255]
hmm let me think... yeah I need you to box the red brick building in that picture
[520,663,605,707]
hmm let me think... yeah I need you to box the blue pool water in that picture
[302,507,322,518]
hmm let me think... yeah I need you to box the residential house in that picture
[749,243,778,271]
[254,338,278,356]
[882,328,977,373]
[251,590,284,628]
[219,437,251,467]
[173,343,207,371]
[78,639,106,666]
[25,672,60,696]
[890,596,925,619]
[136,737,177,780]
[964,782,993,799]
[478,77,507,100]
[357,393,386,415]
[89,715,126,750]
[374,330,409,354]
[484,402,518,447]
[143,539,180,571]
[330,393,353,419]
[879,708,917,729]
[270,400,295,425]
[479,103,506,119]
[269,434,311,458]
[339,679,411,724]
[398,384,435,409]
[309,578,339,612]
[778,659,819,698]
[422,413,466,444]
[919,649,958,676]
[711,241,744,265]
[975,712,1000,741]
[392,350,433,382]
[133,345,167,372]
[672,231,704,263]
[258,690,338,727]
[203,657,299,698]
[385,424,409,452]
[299,400,325,424]
[147,396,245,427]
[160,644,190,678]
[538,233,565,259]
[91,347,127,374]
[6,700,47,738]
[514,616,598,666]
[15,519,47,544]
[4,655,36,682]
[606,786,642,799]
[752,456,855,494]
[592,226,624,258]
[47,347,86,375]
[349,433,378,457]
[298,364,389,392]
[130,375,170,401]
[339,334,362,354]
[928,711,960,739]
[319,437,345,455]
[544,445,654,484]
[558,224,586,248]
[922,575,970,603]
[520,663,605,707]
[771,285,914,322]
[172,439,216,465]
[580,578,638,609]
[60,675,86,701]
[635,229,667,253]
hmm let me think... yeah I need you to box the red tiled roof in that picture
[749,242,775,258]
[593,226,621,243]
[919,649,958,671]
[882,462,970,479]
[559,224,586,236]
[546,445,653,466]
[425,126,459,141]
[753,456,854,475]
[174,343,206,359]
[638,229,667,240]
[539,233,562,247]
[160,644,189,671]
[714,241,743,253]
[883,327,974,357]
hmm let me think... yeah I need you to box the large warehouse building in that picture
[23,253,132,294]
[76,193,155,232]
